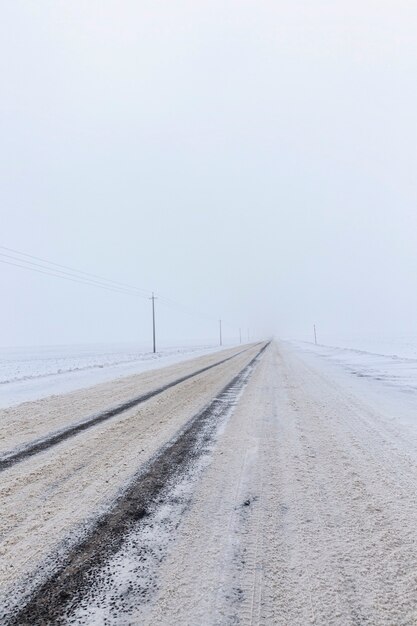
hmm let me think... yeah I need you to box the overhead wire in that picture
[0,245,242,331]
[0,246,151,296]
[0,257,149,298]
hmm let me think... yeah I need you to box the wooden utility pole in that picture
[219,319,222,346]
[239,328,242,344]
[150,292,157,353]
[314,324,317,345]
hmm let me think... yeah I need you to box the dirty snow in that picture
[0,345,259,620]
[144,342,417,624]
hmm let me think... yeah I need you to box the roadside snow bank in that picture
[290,340,417,395]
[0,343,223,408]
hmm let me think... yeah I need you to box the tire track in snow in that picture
[6,343,269,626]
[0,345,258,473]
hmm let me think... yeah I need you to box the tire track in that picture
[0,345,258,472]
[6,343,269,626]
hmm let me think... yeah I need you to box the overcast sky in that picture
[1,1,416,347]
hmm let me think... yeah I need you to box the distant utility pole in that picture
[239,328,242,344]
[150,292,157,353]
[314,324,317,345]
[219,319,222,346]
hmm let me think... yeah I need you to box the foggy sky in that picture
[1,1,417,347]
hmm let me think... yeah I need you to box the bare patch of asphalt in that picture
[5,342,269,626]
[0,345,260,473]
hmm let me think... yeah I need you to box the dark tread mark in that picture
[0,345,261,473]
[7,342,269,626]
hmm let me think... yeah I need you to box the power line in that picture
[1,247,232,325]
[1,247,217,318]
[0,253,149,298]
[0,246,151,296]
[0,258,152,298]
[1,245,247,345]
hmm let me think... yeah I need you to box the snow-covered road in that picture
[136,341,417,625]
[3,340,417,624]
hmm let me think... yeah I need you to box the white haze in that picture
[1,1,416,348]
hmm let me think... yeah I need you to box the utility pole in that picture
[219,319,222,346]
[314,324,317,345]
[150,292,157,353]
[247,328,250,343]
[239,328,242,344]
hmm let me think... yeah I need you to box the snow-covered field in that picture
[299,333,417,359]
[0,342,224,408]
[290,335,417,397]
